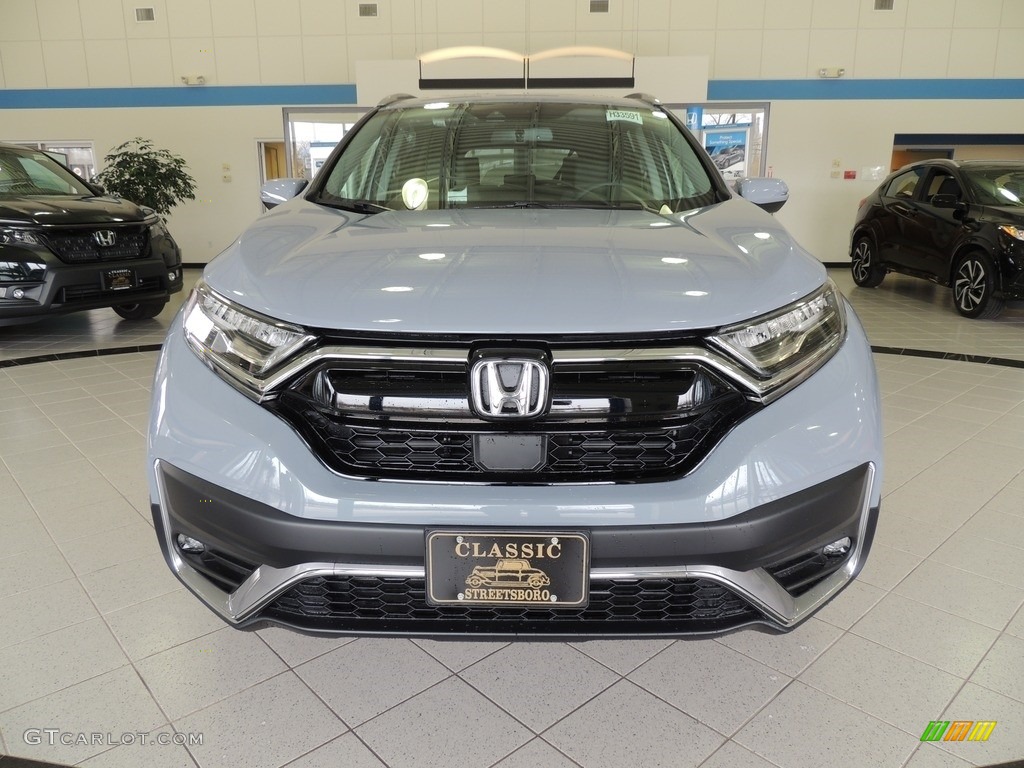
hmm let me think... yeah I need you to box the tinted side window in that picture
[884,168,926,199]
[924,171,961,201]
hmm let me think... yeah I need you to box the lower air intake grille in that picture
[262,576,759,634]
[59,276,162,302]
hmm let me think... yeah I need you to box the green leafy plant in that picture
[93,138,197,215]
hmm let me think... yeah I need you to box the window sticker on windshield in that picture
[606,109,643,125]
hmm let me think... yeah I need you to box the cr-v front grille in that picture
[268,351,758,483]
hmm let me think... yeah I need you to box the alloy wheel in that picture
[954,258,986,313]
[851,241,872,283]
[851,238,884,287]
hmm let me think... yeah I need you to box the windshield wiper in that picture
[473,201,658,212]
[327,199,391,214]
[472,201,556,209]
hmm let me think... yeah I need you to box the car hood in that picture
[0,195,148,226]
[203,200,826,335]
[978,204,1024,223]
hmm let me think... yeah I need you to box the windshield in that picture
[314,100,720,213]
[964,167,1024,208]
[0,147,94,198]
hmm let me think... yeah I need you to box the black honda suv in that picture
[0,142,184,325]
[849,159,1024,318]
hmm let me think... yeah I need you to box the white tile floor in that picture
[1,269,1023,768]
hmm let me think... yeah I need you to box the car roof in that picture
[376,92,664,111]
[898,157,1024,174]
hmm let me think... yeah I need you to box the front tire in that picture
[953,252,1004,319]
[113,299,167,320]
[851,237,885,287]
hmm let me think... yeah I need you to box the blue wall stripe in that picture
[0,84,357,109]
[1,79,1023,109]
[894,133,1024,145]
[707,78,1024,101]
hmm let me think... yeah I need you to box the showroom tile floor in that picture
[1,269,1023,768]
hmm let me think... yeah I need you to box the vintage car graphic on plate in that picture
[466,558,552,589]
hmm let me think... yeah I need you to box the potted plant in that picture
[93,138,197,215]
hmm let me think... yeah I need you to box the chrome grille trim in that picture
[254,344,791,404]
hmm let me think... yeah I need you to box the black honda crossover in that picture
[849,159,1024,318]
[0,142,183,325]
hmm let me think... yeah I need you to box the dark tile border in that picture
[0,756,76,767]
[870,345,1024,370]
[0,344,164,369]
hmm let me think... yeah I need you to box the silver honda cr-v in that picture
[148,93,882,637]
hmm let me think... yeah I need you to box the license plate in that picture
[425,530,589,607]
[102,268,135,291]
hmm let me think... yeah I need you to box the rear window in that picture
[315,101,719,213]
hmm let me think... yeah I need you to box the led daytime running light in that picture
[183,281,314,396]
[710,281,846,382]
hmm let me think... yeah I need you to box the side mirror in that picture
[260,178,309,209]
[735,177,789,213]
[931,194,969,220]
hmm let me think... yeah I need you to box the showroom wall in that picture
[2,0,1024,263]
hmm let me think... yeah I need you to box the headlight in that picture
[998,224,1024,241]
[710,280,846,395]
[183,280,314,399]
[0,228,43,247]
[147,217,170,237]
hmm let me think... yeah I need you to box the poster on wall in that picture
[704,128,749,179]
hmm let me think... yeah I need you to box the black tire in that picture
[113,299,167,320]
[851,237,885,287]
[953,251,1004,319]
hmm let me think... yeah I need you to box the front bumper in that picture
[152,459,878,636]
[0,255,183,321]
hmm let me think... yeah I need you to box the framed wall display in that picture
[704,127,749,179]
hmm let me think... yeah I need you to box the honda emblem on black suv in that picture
[470,352,549,419]
[93,230,117,247]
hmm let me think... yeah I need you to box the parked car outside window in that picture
[850,158,1024,318]
[149,94,882,637]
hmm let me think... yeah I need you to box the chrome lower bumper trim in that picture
[154,460,875,630]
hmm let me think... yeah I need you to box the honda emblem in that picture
[470,356,549,419]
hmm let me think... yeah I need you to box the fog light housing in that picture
[12,288,26,299]
[168,270,178,281]
[823,537,852,557]
[176,533,206,553]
